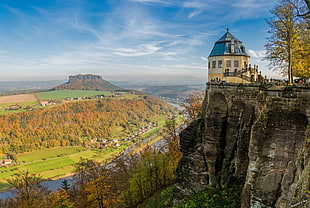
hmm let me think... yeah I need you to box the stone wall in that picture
[173,83,310,207]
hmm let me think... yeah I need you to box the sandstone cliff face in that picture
[173,84,310,208]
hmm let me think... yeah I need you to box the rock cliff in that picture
[173,83,310,208]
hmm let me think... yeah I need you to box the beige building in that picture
[208,29,263,83]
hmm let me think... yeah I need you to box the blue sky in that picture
[0,0,280,84]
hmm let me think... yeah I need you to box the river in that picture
[0,176,74,199]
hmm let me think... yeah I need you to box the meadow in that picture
[0,101,38,115]
[0,90,127,115]
[35,90,113,100]
[0,146,123,191]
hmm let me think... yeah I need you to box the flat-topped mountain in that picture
[54,74,122,91]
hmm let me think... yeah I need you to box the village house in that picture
[40,101,56,106]
[1,159,12,165]
[6,105,21,111]
[40,101,49,106]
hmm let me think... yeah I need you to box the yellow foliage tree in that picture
[48,189,75,208]
[265,0,309,83]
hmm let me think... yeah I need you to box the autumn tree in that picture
[181,91,204,123]
[48,189,75,208]
[72,159,120,208]
[7,170,50,208]
[164,117,182,160]
[265,0,309,83]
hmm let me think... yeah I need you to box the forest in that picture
[0,96,176,155]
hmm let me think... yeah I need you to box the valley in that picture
[0,77,184,195]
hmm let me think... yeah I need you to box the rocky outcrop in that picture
[54,74,122,91]
[173,83,310,207]
[68,74,102,83]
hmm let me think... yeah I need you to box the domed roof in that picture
[209,29,249,57]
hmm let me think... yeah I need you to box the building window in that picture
[226,60,231,67]
[212,61,216,68]
[234,60,239,67]
[208,62,210,69]
[244,61,247,68]
[218,60,223,68]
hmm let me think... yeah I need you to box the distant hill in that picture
[0,80,65,95]
[141,84,205,102]
[53,74,122,91]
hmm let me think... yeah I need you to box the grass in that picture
[19,157,75,174]
[0,144,136,192]
[0,183,10,191]
[18,146,86,162]
[35,90,113,100]
[110,126,125,137]
[0,101,38,115]
[0,147,99,190]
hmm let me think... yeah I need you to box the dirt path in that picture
[0,94,38,104]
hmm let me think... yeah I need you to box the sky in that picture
[0,0,281,84]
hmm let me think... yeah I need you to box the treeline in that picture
[0,89,47,96]
[0,119,181,208]
[0,97,175,154]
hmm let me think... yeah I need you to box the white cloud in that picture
[129,0,171,6]
[232,0,272,9]
[182,1,210,18]
[200,56,207,61]
[113,42,162,57]
[229,0,275,20]
[248,49,266,58]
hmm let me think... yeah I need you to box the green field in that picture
[17,146,86,162]
[0,101,38,115]
[0,146,120,191]
[35,90,113,100]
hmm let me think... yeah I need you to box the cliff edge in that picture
[173,83,310,208]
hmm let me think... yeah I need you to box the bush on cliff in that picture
[174,185,242,208]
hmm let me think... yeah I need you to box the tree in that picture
[265,0,309,83]
[48,189,75,208]
[60,179,71,191]
[7,170,50,208]
[72,159,120,208]
[181,91,204,124]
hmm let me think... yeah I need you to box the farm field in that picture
[35,90,113,100]
[0,146,124,192]
[0,90,133,115]
[0,94,37,104]
[0,101,38,115]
